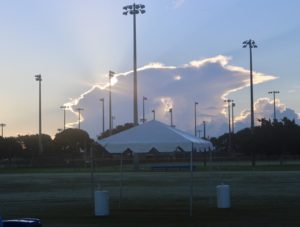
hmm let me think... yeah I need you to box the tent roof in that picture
[97,120,213,153]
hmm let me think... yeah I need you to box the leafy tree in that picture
[53,128,90,154]
[213,117,300,162]
[0,137,23,166]
[17,134,54,156]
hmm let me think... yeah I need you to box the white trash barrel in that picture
[216,184,231,208]
[94,190,109,216]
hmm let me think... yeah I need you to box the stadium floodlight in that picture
[268,91,280,121]
[35,74,43,154]
[169,108,173,127]
[141,96,148,123]
[60,105,67,130]
[100,98,105,134]
[152,109,155,120]
[231,102,236,134]
[109,71,115,134]
[76,108,84,129]
[224,99,233,151]
[123,3,146,125]
[242,39,258,133]
[0,123,6,137]
[194,102,198,136]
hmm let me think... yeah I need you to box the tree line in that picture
[1,118,300,168]
[0,123,135,168]
[0,128,106,167]
[211,117,300,161]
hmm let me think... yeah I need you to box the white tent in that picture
[98,120,213,153]
[97,120,213,216]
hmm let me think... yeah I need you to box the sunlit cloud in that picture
[233,97,300,132]
[173,75,181,80]
[63,55,277,138]
[187,55,230,68]
[160,97,174,112]
[139,62,176,70]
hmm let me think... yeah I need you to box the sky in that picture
[1,0,300,139]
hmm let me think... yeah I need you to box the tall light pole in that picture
[60,105,67,130]
[197,130,202,138]
[35,74,43,154]
[169,108,173,127]
[112,116,116,129]
[268,91,280,121]
[76,108,84,129]
[0,123,6,137]
[142,96,147,123]
[224,99,233,134]
[152,109,155,120]
[100,98,105,134]
[224,99,233,151]
[109,71,115,134]
[203,121,206,139]
[123,3,146,125]
[231,102,236,134]
[243,39,257,133]
[194,102,198,136]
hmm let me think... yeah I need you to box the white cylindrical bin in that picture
[216,184,231,208]
[94,190,109,216]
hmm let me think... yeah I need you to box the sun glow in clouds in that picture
[62,55,277,136]
[173,75,181,80]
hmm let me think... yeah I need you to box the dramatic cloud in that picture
[64,55,277,138]
[233,98,300,133]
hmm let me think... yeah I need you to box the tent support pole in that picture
[119,152,123,209]
[190,143,194,217]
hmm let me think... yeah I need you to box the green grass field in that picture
[0,164,300,226]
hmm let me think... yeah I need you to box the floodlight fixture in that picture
[35,74,42,81]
